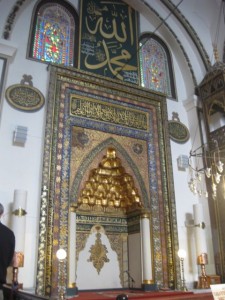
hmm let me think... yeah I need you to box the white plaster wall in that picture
[183,99,215,277]
[167,107,201,286]
[180,0,225,62]
[0,0,48,289]
[167,91,215,286]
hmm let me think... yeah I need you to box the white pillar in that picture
[140,213,153,284]
[68,207,76,288]
[12,189,27,252]
[11,189,27,267]
[193,203,207,256]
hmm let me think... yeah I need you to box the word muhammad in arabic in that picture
[79,0,139,84]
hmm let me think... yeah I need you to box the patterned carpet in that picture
[2,285,214,300]
[72,290,214,300]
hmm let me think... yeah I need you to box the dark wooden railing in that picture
[3,285,49,300]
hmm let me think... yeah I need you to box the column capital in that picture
[70,203,78,212]
[140,209,151,219]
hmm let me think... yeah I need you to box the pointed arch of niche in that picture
[70,137,149,210]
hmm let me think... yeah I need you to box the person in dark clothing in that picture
[0,203,15,299]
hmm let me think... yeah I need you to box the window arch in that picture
[139,33,176,99]
[29,0,79,67]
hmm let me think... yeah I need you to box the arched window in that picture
[29,0,79,67]
[139,34,176,99]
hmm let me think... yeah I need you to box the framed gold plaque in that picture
[6,83,45,112]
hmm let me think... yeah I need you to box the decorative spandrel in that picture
[88,232,109,274]
[77,147,143,213]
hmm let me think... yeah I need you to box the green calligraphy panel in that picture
[79,0,139,84]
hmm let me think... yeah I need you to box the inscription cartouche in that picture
[70,96,148,131]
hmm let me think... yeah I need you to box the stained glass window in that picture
[139,34,176,99]
[30,0,78,67]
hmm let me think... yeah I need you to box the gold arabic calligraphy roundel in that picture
[168,120,190,143]
[6,84,45,112]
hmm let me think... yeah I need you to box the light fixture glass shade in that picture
[215,172,221,184]
[56,249,67,260]
[205,168,211,178]
[216,160,224,173]
[178,249,186,259]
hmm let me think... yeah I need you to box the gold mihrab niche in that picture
[77,147,143,213]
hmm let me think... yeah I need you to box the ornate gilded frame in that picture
[36,65,180,296]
